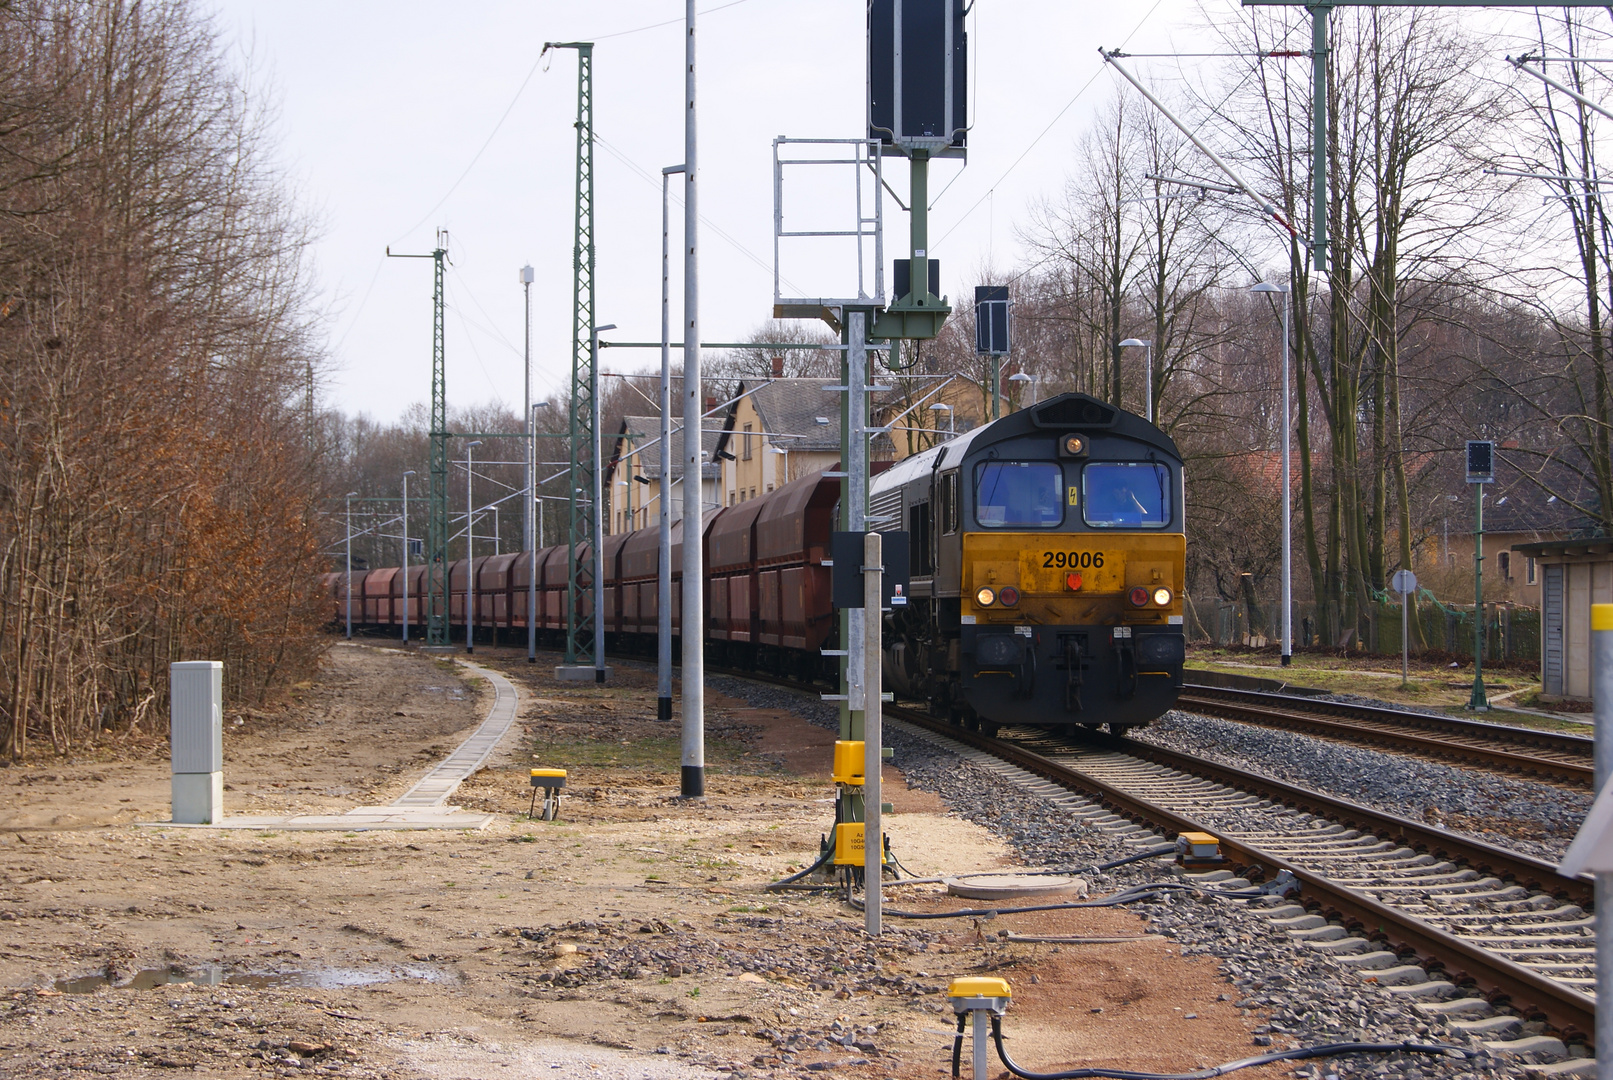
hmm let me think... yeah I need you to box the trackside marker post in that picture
[1557,602,1613,1072]
[864,530,882,936]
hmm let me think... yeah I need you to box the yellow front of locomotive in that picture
[956,431,1187,731]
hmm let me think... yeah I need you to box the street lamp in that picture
[344,491,359,640]
[529,400,552,663]
[590,324,616,683]
[1251,281,1292,666]
[929,402,954,440]
[768,444,790,487]
[1008,371,1040,409]
[401,471,417,644]
[1117,339,1153,423]
[465,439,483,654]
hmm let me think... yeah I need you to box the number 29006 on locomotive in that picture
[873,393,1185,735]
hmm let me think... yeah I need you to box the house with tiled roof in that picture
[711,379,899,508]
[603,416,720,535]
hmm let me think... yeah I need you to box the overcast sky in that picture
[205,1,1544,425]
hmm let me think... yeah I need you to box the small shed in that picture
[1512,538,1613,701]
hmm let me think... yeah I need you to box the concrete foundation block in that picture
[172,771,223,825]
[555,665,613,683]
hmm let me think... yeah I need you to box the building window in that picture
[742,423,753,460]
[1499,551,1511,580]
[750,487,757,500]
[1527,556,1537,585]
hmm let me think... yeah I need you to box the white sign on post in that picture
[1391,570,1417,686]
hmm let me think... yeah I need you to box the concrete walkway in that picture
[148,655,522,832]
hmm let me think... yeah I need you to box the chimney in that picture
[772,355,784,378]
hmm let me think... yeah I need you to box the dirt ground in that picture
[0,640,1287,1079]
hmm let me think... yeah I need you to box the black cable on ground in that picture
[983,1016,1470,1080]
[951,1013,968,1077]
[764,843,836,891]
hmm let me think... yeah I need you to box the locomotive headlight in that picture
[998,586,1020,607]
[975,587,996,607]
[1063,435,1086,456]
[1153,587,1173,607]
[1128,586,1150,607]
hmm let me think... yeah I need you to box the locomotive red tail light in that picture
[1128,586,1150,607]
[998,586,1020,607]
[1065,572,1083,591]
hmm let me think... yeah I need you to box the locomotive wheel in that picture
[979,721,1000,738]
[1109,723,1135,737]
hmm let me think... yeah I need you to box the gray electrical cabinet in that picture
[170,661,224,824]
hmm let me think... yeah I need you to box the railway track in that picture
[1178,683,1594,787]
[880,703,1598,1043]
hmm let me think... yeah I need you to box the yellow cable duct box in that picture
[833,822,886,865]
[948,977,1012,999]
[832,740,865,785]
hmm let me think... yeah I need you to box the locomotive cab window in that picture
[975,462,1063,528]
[1082,462,1171,528]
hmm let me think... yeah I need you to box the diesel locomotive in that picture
[328,393,1186,735]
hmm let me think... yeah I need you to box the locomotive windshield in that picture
[1083,462,1171,527]
[975,462,1063,528]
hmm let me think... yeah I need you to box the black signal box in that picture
[831,531,911,610]
[975,285,1009,355]
[1466,440,1495,484]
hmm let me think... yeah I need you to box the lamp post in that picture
[529,400,551,663]
[929,401,954,441]
[345,491,359,640]
[1008,371,1040,410]
[659,163,685,723]
[1250,282,1292,666]
[464,439,483,654]
[1117,339,1153,423]
[590,324,616,683]
[768,444,789,488]
[402,470,416,644]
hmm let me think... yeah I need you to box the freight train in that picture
[327,393,1186,734]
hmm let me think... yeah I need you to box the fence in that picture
[1184,593,1539,663]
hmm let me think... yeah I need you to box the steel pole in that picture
[345,493,353,640]
[592,327,606,682]
[1592,604,1613,1074]
[524,269,536,662]
[660,165,683,723]
[680,0,704,797]
[466,443,477,654]
[1144,342,1153,424]
[863,530,882,936]
[529,407,540,660]
[1280,286,1293,666]
[398,473,406,644]
[1311,5,1329,273]
[1474,489,1485,695]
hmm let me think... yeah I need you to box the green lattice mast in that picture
[544,41,596,667]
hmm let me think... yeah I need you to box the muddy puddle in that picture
[52,963,453,994]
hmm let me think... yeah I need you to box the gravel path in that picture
[1135,710,1588,863]
[712,679,1538,1078]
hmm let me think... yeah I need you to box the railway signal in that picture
[1466,440,1495,711]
